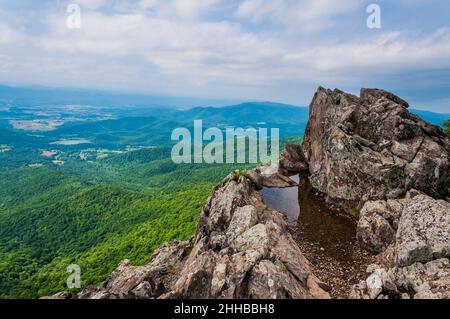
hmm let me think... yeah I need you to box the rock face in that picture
[301,87,450,299]
[302,87,450,210]
[278,144,309,176]
[351,259,450,299]
[395,193,450,267]
[55,171,329,300]
[356,194,408,254]
[354,190,450,299]
[47,87,449,300]
[248,164,298,189]
[357,190,450,265]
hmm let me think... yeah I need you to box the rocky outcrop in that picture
[300,87,449,299]
[351,258,450,299]
[47,87,449,300]
[356,194,408,254]
[395,193,450,267]
[357,190,450,265]
[80,239,193,299]
[278,144,309,176]
[353,190,450,299]
[248,164,298,189]
[53,171,329,300]
[302,87,450,211]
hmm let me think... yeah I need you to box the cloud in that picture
[0,22,24,44]
[75,0,109,10]
[236,0,361,30]
[0,0,449,111]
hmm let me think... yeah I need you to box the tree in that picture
[445,120,450,137]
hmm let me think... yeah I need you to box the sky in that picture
[0,0,450,112]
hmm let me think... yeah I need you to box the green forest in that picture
[0,92,447,299]
[0,137,302,298]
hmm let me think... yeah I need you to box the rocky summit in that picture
[48,171,329,299]
[48,87,449,300]
[302,87,450,211]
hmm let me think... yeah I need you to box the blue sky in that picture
[0,0,450,112]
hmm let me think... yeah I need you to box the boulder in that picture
[395,193,450,267]
[352,259,450,299]
[357,198,405,254]
[354,190,450,299]
[394,258,450,299]
[278,144,308,176]
[250,164,298,188]
[302,87,450,211]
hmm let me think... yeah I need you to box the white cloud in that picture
[0,0,450,109]
[0,23,24,44]
[75,0,109,10]
[236,0,361,30]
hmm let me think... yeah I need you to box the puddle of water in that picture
[261,175,358,263]
[261,175,300,226]
[296,177,357,263]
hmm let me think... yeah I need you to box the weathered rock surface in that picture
[248,164,298,189]
[354,190,450,299]
[357,190,450,264]
[395,193,450,267]
[356,193,411,254]
[53,171,329,300]
[162,172,328,299]
[351,259,450,299]
[278,144,309,176]
[302,87,450,210]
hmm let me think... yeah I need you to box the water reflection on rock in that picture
[261,175,300,226]
[296,177,357,263]
[261,174,374,298]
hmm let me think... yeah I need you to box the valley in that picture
[0,86,448,299]
[0,87,306,298]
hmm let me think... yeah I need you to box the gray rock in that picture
[357,210,396,254]
[357,199,405,254]
[365,270,384,299]
[395,194,450,267]
[394,259,450,299]
[302,87,450,211]
[349,281,370,299]
[254,164,298,188]
[354,191,450,299]
[352,259,450,299]
[278,144,308,176]
[131,281,153,299]
[225,205,259,244]
[71,171,329,300]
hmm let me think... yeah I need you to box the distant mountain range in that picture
[0,84,448,148]
[409,109,450,127]
[0,85,240,109]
